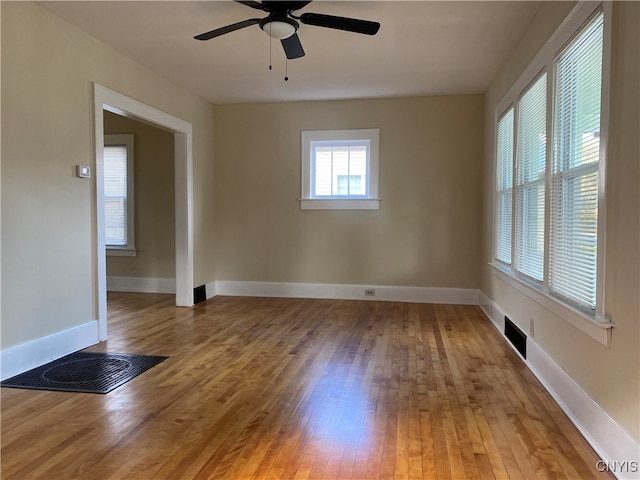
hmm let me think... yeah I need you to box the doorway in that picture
[93,84,194,341]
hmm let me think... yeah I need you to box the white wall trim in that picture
[214,280,479,304]
[479,291,640,480]
[299,198,380,210]
[107,276,176,294]
[205,281,217,300]
[490,263,612,346]
[1,321,99,381]
[94,83,194,341]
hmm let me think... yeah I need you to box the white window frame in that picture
[104,133,136,256]
[491,1,612,345]
[300,129,380,210]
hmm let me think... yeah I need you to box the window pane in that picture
[314,146,332,196]
[104,145,128,246]
[336,175,364,195]
[104,146,127,197]
[337,175,348,195]
[349,146,367,195]
[550,12,603,310]
[310,140,370,198]
[515,73,547,281]
[105,198,126,245]
[553,14,603,172]
[496,191,512,264]
[550,170,598,307]
[331,146,349,195]
[495,108,514,264]
[516,180,545,280]
[349,175,363,195]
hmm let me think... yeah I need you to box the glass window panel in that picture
[549,12,603,310]
[514,73,547,281]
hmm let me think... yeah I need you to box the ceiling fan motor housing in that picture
[260,15,299,39]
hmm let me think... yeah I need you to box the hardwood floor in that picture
[1,293,613,480]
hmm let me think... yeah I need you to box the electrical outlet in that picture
[364,289,376,297]
[529,318,535,337]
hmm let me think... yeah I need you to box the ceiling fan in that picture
[194,0,381,60]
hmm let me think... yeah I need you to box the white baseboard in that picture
[107,276,176,294]
[205,281,217,300]
[479,292,640,480]
[479,291,506,332]
[1,321,99,381]
[213,280,480,305]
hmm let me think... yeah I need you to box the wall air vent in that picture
[504,316,527,359]
[194,285,207,305]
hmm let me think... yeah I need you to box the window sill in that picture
[106,247,137,257]
[300,198,380,210]
[489,262,612,347]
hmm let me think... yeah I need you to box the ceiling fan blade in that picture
[194,18,260,41]
[281,33,305,59]
[235,0,266,11]
[300,13,380,35]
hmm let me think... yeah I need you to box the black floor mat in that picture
[1,351,168,394]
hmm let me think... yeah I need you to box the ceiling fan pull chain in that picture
[284,57,289,82]
[268,25,273,70]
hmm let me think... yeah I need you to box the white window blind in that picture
[104,145,128,246]
[549,12,604,310]
[514,73,547,282]
[495,108,514,265]
[103,134,134,251]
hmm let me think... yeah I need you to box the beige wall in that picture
[1,2,216,348]
[103,112,175,280]
[214,96,484,288]
[482,2,639,440]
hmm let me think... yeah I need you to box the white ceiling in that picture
[38,1,541,104]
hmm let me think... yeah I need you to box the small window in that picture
[104,134,135,256]
[301,129,379,210]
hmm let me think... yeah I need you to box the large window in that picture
[301,129,379,210]
[104,134,135,255]
[494,6,608,320]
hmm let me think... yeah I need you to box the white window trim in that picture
[490,262,611,345]
[300,129,380,210]
[492,1,612,345]
[104,133,136,256]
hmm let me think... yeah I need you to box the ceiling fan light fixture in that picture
[261,18,298,40]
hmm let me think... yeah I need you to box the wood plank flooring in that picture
[1,293,614,479]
